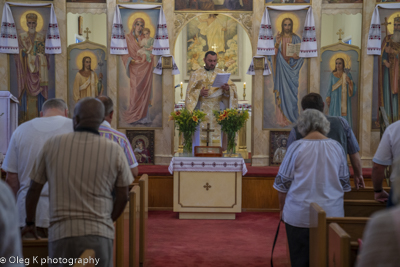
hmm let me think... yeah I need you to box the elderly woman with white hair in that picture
[355,158,400,267]
[273,109,351,267]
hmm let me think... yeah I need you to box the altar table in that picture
[168,156,247,219]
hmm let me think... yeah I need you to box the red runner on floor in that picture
[142,211,290,267]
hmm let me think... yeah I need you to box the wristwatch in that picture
[25,219,35,227]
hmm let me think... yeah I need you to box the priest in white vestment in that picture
[73,56,103,102]
[185,51,238,147]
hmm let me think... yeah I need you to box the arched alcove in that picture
[172,13,253,153]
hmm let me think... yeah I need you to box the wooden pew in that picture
[328,223,361,267]
[22,239,48,267]
[139,174,149,266]
[130,185,141,267]
[344,199,386,217]
[309,203,369,267]
[344,187,390,200]
[73,249,95,267]
[115,203,125,267]
[328,223,350,267]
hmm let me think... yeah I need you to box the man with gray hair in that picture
[2,98,72,238]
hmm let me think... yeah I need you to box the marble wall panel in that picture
[359,0,375,167]
[107,0,117,129]
[0,0,7,92]
[54,0,68,103]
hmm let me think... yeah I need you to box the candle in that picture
[180,82,183,100]
[244,82,246,89]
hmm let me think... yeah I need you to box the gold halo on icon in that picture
[275,13,300,35]
[387,12,400,35]
[76,51,98,71]
[128,12,155,38]
[132,135,149,148]
[20,10,44,32]
[329,53,351,72]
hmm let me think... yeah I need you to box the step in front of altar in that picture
[138,165,374,212]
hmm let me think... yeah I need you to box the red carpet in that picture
[144,211,290,267]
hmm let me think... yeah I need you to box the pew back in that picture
[344,199,386,217]
[22,239,48,267]
[310,203,369,267]
[115,202,125,267]
[310,203,327,267]
[344,187,390,200]
[130,185,141,267]
[139,174,149,265]
[73,249,95,267]
[328,223,350,267]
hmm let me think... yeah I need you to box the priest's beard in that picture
[392,31,400,43]
[28,28,36,35]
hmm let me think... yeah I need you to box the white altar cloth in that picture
[168,156,248,176]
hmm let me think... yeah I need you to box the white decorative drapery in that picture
[367,4,400,55]
[0,3,61,54]
[110,4,170,56]
[256,5,317,58]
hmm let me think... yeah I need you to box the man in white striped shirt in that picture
[23,97,133,267]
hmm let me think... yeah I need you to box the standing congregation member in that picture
[287,93,364,189]
[23,98,133,267]
[0,180,24,267]
[2,99,72,238]
[372,119,400,205]
[274,109,351,267]
[356,158,400,267]
[98,96,139,178]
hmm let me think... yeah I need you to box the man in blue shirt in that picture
[287,93,364,189]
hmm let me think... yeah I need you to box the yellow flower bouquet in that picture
[169,108,206,154]
[213,108,249,155]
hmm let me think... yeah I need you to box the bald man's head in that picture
[73,97,105,131]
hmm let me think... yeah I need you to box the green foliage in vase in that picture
[213,108,249,134]
[213,108,249,154]
[169,108,206,153]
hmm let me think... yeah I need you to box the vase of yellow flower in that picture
[226,131,236,155]
[213,108,249,156]
[169,108,206,154]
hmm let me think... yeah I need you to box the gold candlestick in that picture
[180,82,183,100]
[243,82,246,100]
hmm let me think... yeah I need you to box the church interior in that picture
[1,0,399,266]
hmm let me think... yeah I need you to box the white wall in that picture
[67,13,107,47]
[321,13,362,48]
[173,22,253,153]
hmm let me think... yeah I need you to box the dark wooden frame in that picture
[269,130,290,166]
[126,130,155,165]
